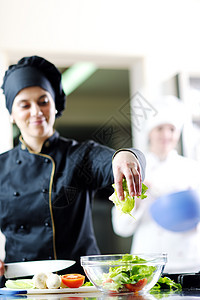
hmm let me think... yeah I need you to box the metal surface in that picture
[4,259,75,278]
[0,286,97,295]
[1,289,200,299]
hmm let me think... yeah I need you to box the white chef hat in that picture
[145,95,186,136]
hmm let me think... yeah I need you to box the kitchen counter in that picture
[2,290,200,300]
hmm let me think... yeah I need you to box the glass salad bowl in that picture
[81,253,167,294]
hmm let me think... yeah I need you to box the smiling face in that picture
[11,86,56,144]
[149,124,181,159]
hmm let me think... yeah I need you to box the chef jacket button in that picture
[22,257,27,262]
[44,222,50,227]
[13,191,20,197]
[45,141,50,148]
[16,159,22,164]
[21,144,26,150]
[42,188,47,193]
[44,158,49,163]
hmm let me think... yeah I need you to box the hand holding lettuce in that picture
[109,178,148,217]
[112,149,144,200]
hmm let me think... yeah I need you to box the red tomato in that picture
[61,274,85,288]
[125,278,148,292]
[67,298,84,300]
[102,278,113,285]
[102,278,118,294]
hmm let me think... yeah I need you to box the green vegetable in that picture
[83,281,93,286]
[140,183,148,199]
[150,276,182,292]
[101,254,156,292]
[5,279,34,289]
[109,178,148,217]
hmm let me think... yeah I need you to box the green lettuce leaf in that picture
[83,281,93,286]
[5,279,34,289]
[150,276,182,292]
[109,178,148,217]
[101,254,156,292]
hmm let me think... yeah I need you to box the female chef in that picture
[0,56,145,285]
[112,95,200,273]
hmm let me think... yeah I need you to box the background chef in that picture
[112,95,200,273]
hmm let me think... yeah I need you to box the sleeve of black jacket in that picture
[79,141,146,190]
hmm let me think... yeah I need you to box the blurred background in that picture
[1,0,200,257]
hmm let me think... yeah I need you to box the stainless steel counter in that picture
[2,290,200,300]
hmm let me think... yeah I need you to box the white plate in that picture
[1,286,98,295]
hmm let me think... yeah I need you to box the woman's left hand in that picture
[0,260,5,276]
[112,151,142,200]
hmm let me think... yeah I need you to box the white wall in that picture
[0,0,199,66]
[0,53,13,153]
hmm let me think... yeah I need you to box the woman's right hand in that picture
[0,260,5,276]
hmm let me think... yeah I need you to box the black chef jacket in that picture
[0,131,145,278]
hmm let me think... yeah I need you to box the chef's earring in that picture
[10,116,15,124]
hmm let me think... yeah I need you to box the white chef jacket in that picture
[112,150,200,273]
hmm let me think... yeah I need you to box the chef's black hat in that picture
[1,55,66,118]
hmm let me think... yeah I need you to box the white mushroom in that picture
[46,273,61,289]
[46,272,53,278]
[33,272,48,289]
